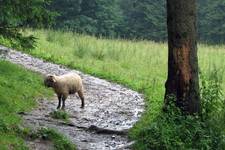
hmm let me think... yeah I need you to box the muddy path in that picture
[0,45,144,150]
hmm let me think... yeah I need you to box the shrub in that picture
[131,73,225,150]
[49,110,69,121]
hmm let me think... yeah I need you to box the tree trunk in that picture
[165,0,200,114]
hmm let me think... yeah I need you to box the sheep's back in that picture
[58,73,83,93]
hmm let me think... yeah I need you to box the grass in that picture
[29,128,76,150]
[0,60,75,150]
[1,29,225,149]
[49,110,69,121]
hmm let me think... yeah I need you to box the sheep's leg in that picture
[78,90,85,108]
[57,95,62,109]
[61,95,67,110]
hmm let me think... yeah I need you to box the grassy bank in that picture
[1,29,225,149]
[0,60,75,150]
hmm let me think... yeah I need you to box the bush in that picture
[131,74,225,150]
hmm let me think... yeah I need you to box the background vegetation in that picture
[2,0,225,44]
[0,0,55,49]
[49,0,225,43]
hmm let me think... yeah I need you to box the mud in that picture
[0,45,144,150]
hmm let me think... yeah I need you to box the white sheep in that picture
[44,72,84,109]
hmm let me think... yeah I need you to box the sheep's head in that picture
[44,75,56,87]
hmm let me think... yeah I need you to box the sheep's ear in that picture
[48,75,56,83]
[52,77,56,83]
[52,75,57,82]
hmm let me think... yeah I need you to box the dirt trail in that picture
[0,45,144,150]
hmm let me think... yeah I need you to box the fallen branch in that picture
[19,111,129,136]
[59,122,128,135]
[88,125,128,135]
[51,121,129,135]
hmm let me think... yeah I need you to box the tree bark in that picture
[165,0,200,114]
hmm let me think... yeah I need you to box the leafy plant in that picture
[49,110,69,121]
[0,0,56,49]
[200,70,224,120]
[131,73,225,150]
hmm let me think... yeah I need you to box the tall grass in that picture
[2,29,225,149]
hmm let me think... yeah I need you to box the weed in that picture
[29,128,76,150]
[74,42,86,58]
[130,74,225,149]
[50,110,69,121]
[91,49,105,60]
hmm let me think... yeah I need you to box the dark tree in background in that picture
[165,0,200,114]
[0,0,55,48]
[119,0,167,41]
[48,0,82,30]
[198,0,225,43]
[50,0,121,37]
[48,0,225,43]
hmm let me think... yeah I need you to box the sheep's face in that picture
[44,75,56,87]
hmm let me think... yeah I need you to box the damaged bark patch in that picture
[173,42,192,86]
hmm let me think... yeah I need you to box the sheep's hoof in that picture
[56,107,60,109]
[80,106,84,109]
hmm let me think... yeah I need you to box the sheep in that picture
[44,72,84,110]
